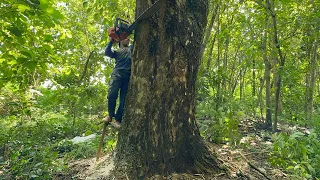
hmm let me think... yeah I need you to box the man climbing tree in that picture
[104,37,132,128]
[111,0,222,178]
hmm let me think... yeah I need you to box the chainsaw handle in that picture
[114,18,130,35]
[109,17,131,42]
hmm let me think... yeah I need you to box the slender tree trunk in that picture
[229,44,241,94]
[266,0,285,132]
[231,54,243,95]
[216,21,222,109]
[114,1,221,178]
[263,13,272,128]
[306,41,318,120]
[206,30,218,70]
[200,3,220,63]
[258,76,265,119]
[222,14,233,94]
[206,5,224,71]
[222,35,229,93]
[252,58,256,116]
[240,68,247,101]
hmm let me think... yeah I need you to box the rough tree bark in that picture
[113,0,221,179]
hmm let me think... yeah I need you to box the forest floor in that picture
[57,119,296,180]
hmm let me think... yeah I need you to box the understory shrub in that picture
[270,131,320,179]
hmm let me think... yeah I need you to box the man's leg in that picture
[115,74,130,123]
[107,71,122,119]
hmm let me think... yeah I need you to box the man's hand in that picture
[108,27,120,43]
[109,37,120,43]
[109,37,115,43]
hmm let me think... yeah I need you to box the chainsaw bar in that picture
[127,0,165,33]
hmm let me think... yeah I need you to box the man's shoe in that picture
[111,121,121,129]
[103,116,112,123]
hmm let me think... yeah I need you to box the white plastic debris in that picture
[71,134,96,144]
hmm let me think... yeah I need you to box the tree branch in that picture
[239,152,271,180]
[253,0,274,16]
[79,51,94,84]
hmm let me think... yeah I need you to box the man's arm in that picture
[105,41,117,58]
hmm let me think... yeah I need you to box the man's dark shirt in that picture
[105,42,133,71]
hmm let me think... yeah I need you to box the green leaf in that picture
[35,162,43,167]
[46,7,64,20]
[8,60,18,65]
[290,132,305,139]
[24,61,37,71]
[8,26,22,37]
[287,166,294,170]
[39,0,49,10]
[307,164,315,174]
[279,0,290,5]
[17,4,31,12]
[30,174,38,178]
[41,44,53,54]
[83,1,88,7]
[27,0,40,6]
[51,9,64,20]
[17,58,28,64]
[44,35,53,42]
[21,50,33,58]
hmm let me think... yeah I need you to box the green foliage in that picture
[197,96,243,145]
[66,142,98,160]
[270,131,320,178]
[0,0,65,89]
[0,0,134,177]
[7,142,65,179]
[311,113,320,134]
[36,83,108,119]
[0,83,115,178]
[0,111,117,179]
[1,116,66,179]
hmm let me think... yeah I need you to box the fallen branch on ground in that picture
[239,152,271,180]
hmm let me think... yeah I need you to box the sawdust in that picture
[55,152,115,180]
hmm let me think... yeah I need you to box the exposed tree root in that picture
[193,151,225,175]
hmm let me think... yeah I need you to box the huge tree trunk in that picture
[113,0,221,178]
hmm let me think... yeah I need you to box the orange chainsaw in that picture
[108,0,164,42]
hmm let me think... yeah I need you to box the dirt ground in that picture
[59,118,290,179]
